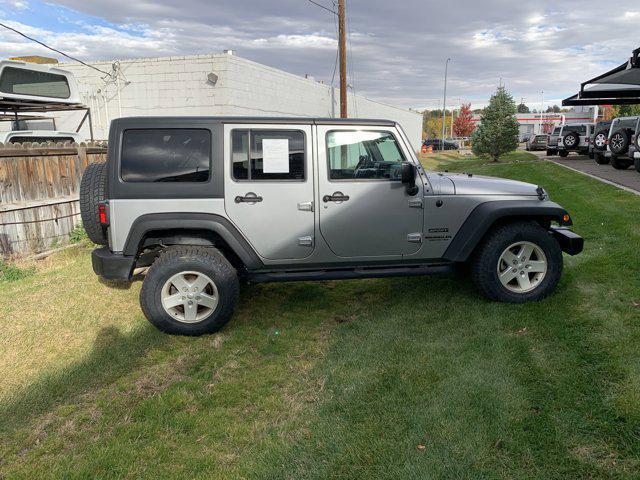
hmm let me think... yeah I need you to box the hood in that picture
[440,173,540,196]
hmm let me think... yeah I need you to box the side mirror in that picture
[401,162,419,195]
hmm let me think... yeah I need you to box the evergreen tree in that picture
[517,103,530,113]
[471,87,519,162]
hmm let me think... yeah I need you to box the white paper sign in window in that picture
[262,139,290,173]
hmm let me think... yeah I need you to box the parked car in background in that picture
[80,116,583,335]
[546,126,562,156]
[606,116,640,170]
[423,138,459,150]
[0,130,82,144]
[557,123,594,157]
[590,120,612,164]
[526,135,548,151]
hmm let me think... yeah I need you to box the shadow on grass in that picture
[0,323,168,435]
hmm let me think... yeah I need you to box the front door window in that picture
[327,131,405,180]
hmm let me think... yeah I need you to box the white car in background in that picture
[0,130,82,145]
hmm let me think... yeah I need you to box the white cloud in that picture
[1,0,638,110]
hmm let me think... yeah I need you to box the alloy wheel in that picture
[161,271,219,323]
[497,241,547,293]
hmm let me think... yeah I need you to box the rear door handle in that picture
[323,192,350,203]
[235,192,263,204]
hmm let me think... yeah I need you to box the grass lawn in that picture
[1,151,639,479]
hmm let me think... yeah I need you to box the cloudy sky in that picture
[0,0,638,110]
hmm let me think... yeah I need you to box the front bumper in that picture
[550,227,584,256]
[92,247,136,281]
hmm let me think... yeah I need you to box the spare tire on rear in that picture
[79,162,108,245]
[609,129,630,155]
[593,130,608,151]
[563,131,579,150]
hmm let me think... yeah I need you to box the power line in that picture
[0,21,113,77]
[306,0,337,15]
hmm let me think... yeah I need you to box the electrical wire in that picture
[0,21,113,77]
[305,0,337,15]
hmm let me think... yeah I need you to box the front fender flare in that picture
[442,200,571,262]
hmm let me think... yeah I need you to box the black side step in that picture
[247,264,454,283]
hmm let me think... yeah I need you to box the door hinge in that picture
[298,201,314,212]
[408,198,423,209]
[407,233,423,244]
[298,236,314,247]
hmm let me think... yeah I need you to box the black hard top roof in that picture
[111,116,398,126]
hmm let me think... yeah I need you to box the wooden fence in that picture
[0,142,107,257]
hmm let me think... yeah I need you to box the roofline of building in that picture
[60,53,421,118]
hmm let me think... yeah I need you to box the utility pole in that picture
[338,0,347,118]
[441,58,451,150]
[539,90,544,134]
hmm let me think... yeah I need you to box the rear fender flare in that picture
[123,213,263,269]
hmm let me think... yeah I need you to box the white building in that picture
[57,52,422,148]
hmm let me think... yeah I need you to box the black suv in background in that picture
[423,138,459,150]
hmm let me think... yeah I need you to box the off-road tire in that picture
[79,162,108,245]
[471,221,563,303]
[609,130,630,155]
[593,131,608,152]
[594,153,609,165]
[611,156,632,170]
[559,150,569,158]
[635,157,640,173]
[140,246,240,336]
[563,132,579,150]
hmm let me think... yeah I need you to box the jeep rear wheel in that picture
[594,153,609,165]
[559,150,569,158]
[140,246,239,335]
[611,156,632,170]
[471,221,563,303]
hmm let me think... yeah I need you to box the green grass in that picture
[1,151,639,479]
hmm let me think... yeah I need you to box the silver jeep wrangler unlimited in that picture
[80,117,583,335]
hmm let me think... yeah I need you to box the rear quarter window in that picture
[120,129,211,182]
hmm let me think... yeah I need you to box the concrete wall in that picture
[56,54,422,149]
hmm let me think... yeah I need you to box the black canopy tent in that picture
[563,47,640,106]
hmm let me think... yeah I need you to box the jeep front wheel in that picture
[471,221,563,303]
[140,246,240,335]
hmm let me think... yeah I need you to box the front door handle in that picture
[235,192,263,204]
[323,192,350,203]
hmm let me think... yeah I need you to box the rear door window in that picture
[231,130,305,181]
[121,129,211,182]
